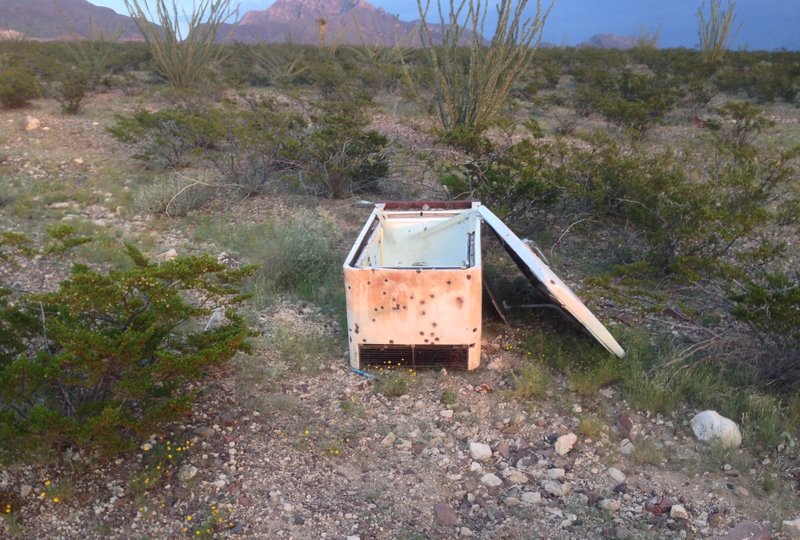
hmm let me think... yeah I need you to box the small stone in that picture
[521,491,542,505]
[433,503,459,526]
[73,157,84,165]
[469,442,492,461]
[157,248,179,262]
[211,480,226,488]
[480,473,502,488]
[734,486,749,498]
[195,426,215,438]
[670,504,689,520]
[381,432,396,446]
[459,527,474,537]
[346,536,361,540]
[24,116,40,131]
[608,467,626,483]
[178,465,198,482]
[20,485,32,497]
[441,409,454,419]
[784,518,800,539]
[615,526,632,539]
[505,497,520,507]
[463,478,479,492]
[619,438,635,455]
[708,513,725,527]
[543,481,570,497]
[141,443,153,452]
[547,468,565,480]
[600,498,621,512]
[505,470,528,484]
[555,433,577,455]
[721,520,771,540]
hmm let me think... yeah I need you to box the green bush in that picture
[0,66,40,108]
[0,237,255,461]
[53,69,89,115]
[285,94,389,198]
[108,106,227,169]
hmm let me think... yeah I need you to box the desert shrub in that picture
[729,272,800,391]
[108,106,227,169]
[211,96,307,196]
[53,68,89,115]
[0,237,255,461]
[704,100,774,153]
[285,94,389,198]
[439,132,564,221]
[135,173,216,217]
[0,66,40,108]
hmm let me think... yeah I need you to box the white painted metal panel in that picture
[477,205,626,358]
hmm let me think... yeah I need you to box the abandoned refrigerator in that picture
[343,201,625,372]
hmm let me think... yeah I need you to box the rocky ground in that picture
[2,325,799,540]
[1,93,799,540]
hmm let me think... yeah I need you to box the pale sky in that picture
[88,0,800,50]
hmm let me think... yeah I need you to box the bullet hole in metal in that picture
[466,275,472,280]
[473,327,478,332]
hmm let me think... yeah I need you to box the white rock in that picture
[784,518,800,539]
[600,498,621,512]
[690,410,742,448]
[506,471,528,484]
[619,438,635,455]
[157,248,179,262]
[547,468,565,480]
[178,465,198,482]
[140,443,153,452]
[74,157,84,165]
[521,491,542,505]
[20,485,32,497]
[607,467,626,483]
[480,473,502,488]
[543,481,570,497]
[670,504,689,520]
[469,442,493,462]
[381,432,396,446]
[440,409,454,419]
[555,433,578,455]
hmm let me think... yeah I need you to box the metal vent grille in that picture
[359,344,469,370]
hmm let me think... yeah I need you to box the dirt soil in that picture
[1,91,799,540]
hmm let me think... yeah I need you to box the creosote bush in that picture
[0,66,41,109]
[0,231,256,461]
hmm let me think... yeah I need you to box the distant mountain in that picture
[578,33,642,50]
[227,0,424,46]
[0,0,140,40]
